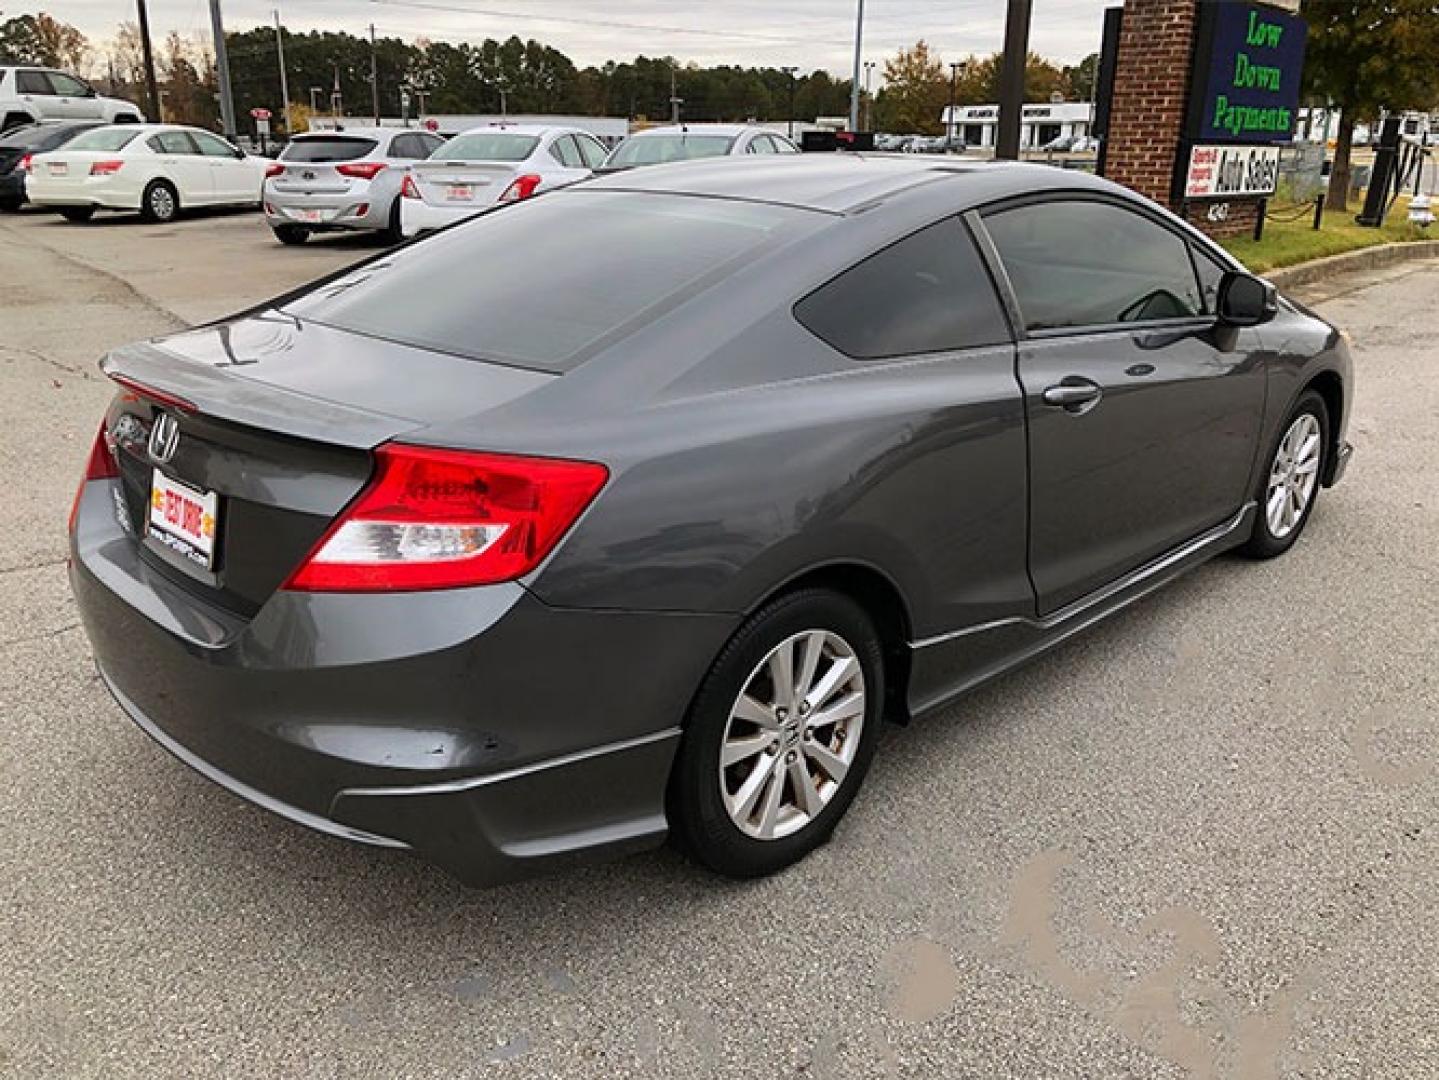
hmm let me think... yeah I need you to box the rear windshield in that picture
[435,132,538,162]
[281,136,379,162]
[605,134,734,168]
[282,190,807,371]
[0,124,88,149]
[65,128,140,153]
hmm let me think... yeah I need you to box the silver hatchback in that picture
[262,126,444,244]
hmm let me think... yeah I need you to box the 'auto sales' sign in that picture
[1184,144,1281,200]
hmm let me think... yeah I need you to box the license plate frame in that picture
[447,184,474,201]
[148,468,220,571]
[295,207,325,223]
[48,162,68,176]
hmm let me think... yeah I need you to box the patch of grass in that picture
[1222,194,1430,273]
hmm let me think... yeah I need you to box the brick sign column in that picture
[1103,0,1307,239]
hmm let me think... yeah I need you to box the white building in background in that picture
[939,102,1094,149]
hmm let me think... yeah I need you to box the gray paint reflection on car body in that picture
[70,156,1352,884]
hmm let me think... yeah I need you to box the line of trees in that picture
[2,12,1097,137]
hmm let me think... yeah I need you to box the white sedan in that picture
[26,123,266,223]
[400,123,609,237]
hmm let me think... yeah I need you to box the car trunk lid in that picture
[99,312,556,615]
[410,160,523,208]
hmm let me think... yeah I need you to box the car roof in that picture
[628,124,761,138]
[293,127,396,140]
[583,152,1119,214]
[453,123,587,138]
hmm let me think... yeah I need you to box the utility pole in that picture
[995,0,1033,160]
[135,0,161,123]
[863,60,875,131]
[788,65,800,138]
[948,61,962,143]
[369,24,380,125]
[669,64,681,125]
[848,0,865,132]
[331,64,342,117]
[273,9,292,135]
[208,0,238,139]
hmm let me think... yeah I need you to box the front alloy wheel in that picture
[1242,389,1329,559]
[670,588,883,878]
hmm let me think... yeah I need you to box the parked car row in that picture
[5,118,803,243]
[874,133,967,154]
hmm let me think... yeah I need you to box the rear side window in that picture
[550,135,584,167]
[389,134,433,159]
[606,134,733,167]
[149,131,198,154]
[794,219,1011,359]
[983,199,1204,331]
[283,190,810,372]
[67,128,140,152]
[281,136,378,162]
[16,71,51,95]
[575,134,608,168]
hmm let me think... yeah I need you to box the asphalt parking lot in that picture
[1,204,1436,1080]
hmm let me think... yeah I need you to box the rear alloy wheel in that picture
[140,180,179,223]
[1241,389,1329,559]
[670,589,883,878]
[273,224,310,245]
[60,206,95,223]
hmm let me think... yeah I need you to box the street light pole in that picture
[134,0,161,123]
[862,60,875,130]
[995,0,1033,160]
[848,0,864,132]
[368,23,380,125]
[208,0,238,139]
[948,62,961,144]
[781,66,798,138]
[273,9,292,135]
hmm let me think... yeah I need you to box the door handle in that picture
[1041,379,1103,412]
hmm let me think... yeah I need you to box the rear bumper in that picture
[28,176,137,210]
[0,171,23,204]
[263,189,392,231]
[400,198,484,237]
[70,479,736,884]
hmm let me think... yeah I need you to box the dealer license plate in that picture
[148,469,219,570]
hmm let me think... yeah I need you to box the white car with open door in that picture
[399,123,608,237]
[26,123,265,223]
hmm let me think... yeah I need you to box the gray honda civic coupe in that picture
[68,155,1353,885]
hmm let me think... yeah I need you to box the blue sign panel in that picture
[1190,1,1308,144]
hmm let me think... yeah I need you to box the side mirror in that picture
[1217,270,1277,327]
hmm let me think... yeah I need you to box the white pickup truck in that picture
[1,67,144,132]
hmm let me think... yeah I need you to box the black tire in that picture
[669,588,885,879]
[272,224,310,245]
[139,179,179,223]
[0,198,21,213]
[379,197,404,244]
[1240,389,1329,559]
[59,206,95,223]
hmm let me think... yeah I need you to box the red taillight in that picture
[284,445,609,592]
[336,161,387,180]
[90,159,124,176]
[400,172,419,199]
[105,372,196,413]
[18,153,32,173]
[498,173,542,203]
[68,422,119,534]
[265,162,284,179]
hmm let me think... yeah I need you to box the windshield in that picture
[433,133,538,162]
[281,136,379,162]
[605,134,735,168]
[282,190,808,372]
[64,128,140,153]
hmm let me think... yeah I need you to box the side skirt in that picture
[906,504,1257,720]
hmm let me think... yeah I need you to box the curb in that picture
[1267,239,1439,290]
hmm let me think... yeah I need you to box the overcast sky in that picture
[58,0,1110,75]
